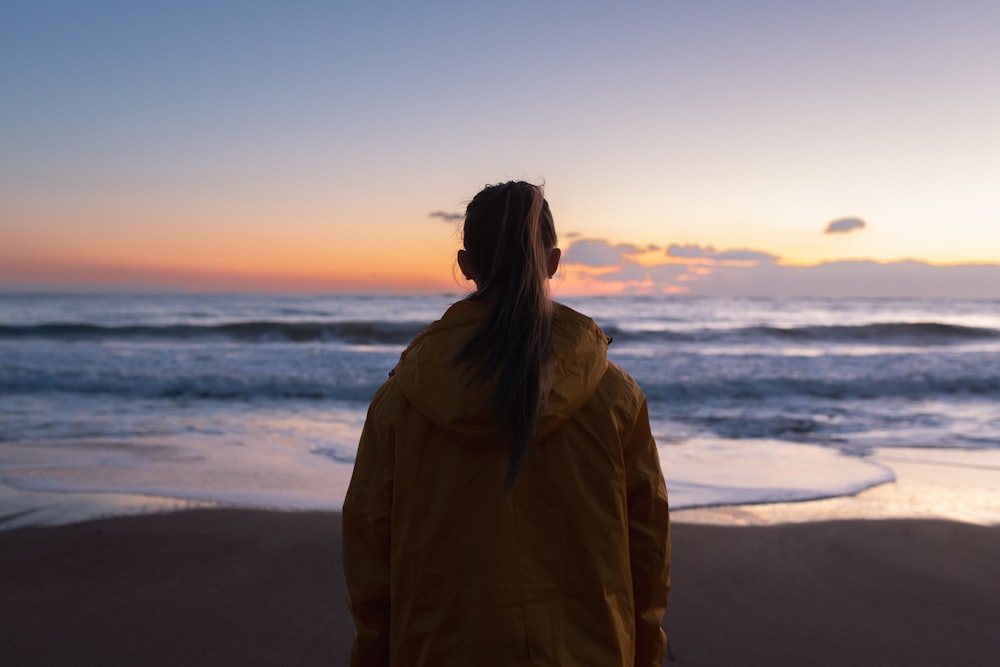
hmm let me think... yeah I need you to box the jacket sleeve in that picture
[624,396,671,667]
[343,383,396,667]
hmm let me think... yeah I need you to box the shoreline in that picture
[1,508,998,666]
[672,446,1000,526]
[4,444,998,532]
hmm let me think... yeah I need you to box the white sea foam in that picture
[0,433,893,527]
[659,439,894,509]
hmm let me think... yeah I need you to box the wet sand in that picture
[1,508,998,666]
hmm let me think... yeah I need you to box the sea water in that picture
[1,293,999,526]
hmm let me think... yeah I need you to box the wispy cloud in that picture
[666,244,778,263]
[562,239,643,267]
[428,211,464,222]
[824,217,867,234]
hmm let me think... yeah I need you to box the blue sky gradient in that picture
[2,1,999,294]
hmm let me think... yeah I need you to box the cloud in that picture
[676,259,1000,298]
[563,239,642,267]
[824,217,867,234]
[556,234,1000,298]
[666,244,779,263]
[560,258,691,294]
[665,244,712,259]
[428,210,464,222]
[604,262,689,283]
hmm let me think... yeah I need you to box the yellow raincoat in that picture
[343,300,670,666]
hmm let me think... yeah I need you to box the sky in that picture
[2,0,999,296]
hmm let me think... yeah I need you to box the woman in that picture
[343,181,670,666]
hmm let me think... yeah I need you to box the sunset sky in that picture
[2,1,999,296]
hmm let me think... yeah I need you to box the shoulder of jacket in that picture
[366,375,411,422]
[552,301,606,334]
[598,361,646,409]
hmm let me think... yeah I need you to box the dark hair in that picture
[454,181,557,489]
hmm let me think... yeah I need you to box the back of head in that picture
[455,181,558,489]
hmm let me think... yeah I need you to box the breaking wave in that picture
[0,321,427,345]
[3,320,998,347]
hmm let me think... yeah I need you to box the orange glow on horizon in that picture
[0,257,463,294]
[1,211,463,293]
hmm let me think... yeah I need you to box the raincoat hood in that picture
[391,299,610,440]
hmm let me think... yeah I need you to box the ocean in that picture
[2,292,999,527]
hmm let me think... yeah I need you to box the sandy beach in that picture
[0,505,997,666]
[2,447,999,666]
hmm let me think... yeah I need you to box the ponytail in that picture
[454,181,557,489]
